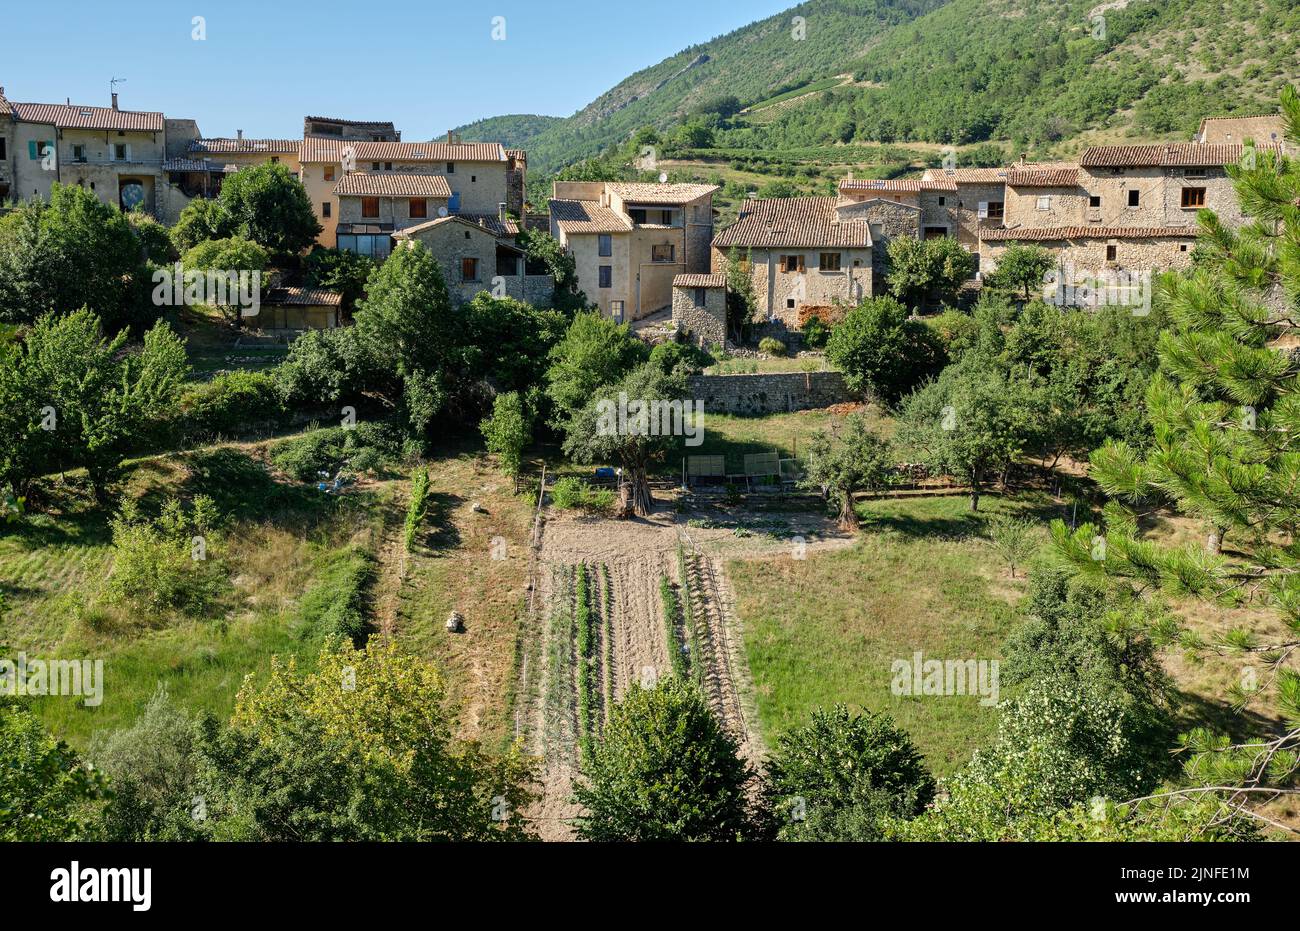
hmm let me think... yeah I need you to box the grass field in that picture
[728,493,1059,774]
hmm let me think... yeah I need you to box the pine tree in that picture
[1052,87,1300,833]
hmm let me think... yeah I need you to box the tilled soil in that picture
[526,498,852,840]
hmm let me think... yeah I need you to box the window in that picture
[409,198,427,219]
[1186,167,1207,179]
[322,202,331,218]
[28,140,53,160]
[1088,195,1101,208]
[598,234,612,257]
[1106,244,1118,262]
[782,255,804,273]
[1127,189,1140,208]
[324,165,335,182]
[923,227,947,240]
[819,252,842,271]
[462,258,480,282]
[610,300,625,322]
[113,143,129,161]
[629,208,647,225]
[937,197,946,206]
[0,138,5,160]
[986,201,1004,220]
[372,162,381,171]
[599,266,612,288]
[1181,187,1206,209]
[694,288,707,308]
[1036,195,1051,211]
[361,197,380,218]
[786,298,796,309]
[72,144,86,162]
[446,162,455,173]
[271,156,279,163]
[1179,244,1189,252]
[471,175,477,183]
[651,244,674,263]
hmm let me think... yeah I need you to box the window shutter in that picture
[797,255,806,273]
[977,201,989,219]
[28,140,38,160]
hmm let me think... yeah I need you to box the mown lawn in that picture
[729,493,1065,775]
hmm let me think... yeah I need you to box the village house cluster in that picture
[0,83,1289,345]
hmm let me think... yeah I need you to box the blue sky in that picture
[7,0,793,138]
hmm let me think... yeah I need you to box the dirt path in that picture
[525,498,853,839]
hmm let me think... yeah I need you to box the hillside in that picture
[456,0,946,171]
[459,0,1300,175]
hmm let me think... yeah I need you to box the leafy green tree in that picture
[170,197,232,254]
[463,293,568,397]
[722,247,757,343]
[895,360,1028,511]
[127,212,178,264]
[181,237,270,325]
[763,705,934,841]
[353,241,465,436]
[480,391,531,479]
[215,162,321,262]
[561,361,687,516]
[193,639,538,841]
[800,413,894,530]
[573,678,755,841]
[825,296,945,405]
[0,184,149,330]
[985,243,1055,301]
[303,247,375,311]
[986,514,1039,578]
[544,311,647,430]
[885,235,975,309]
[517,228,589,312]
[0,699,105,841]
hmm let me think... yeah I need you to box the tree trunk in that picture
[1206,526,1225,555]
[969,482,981,513]
[625,466,653,517]
[839,490,860,532]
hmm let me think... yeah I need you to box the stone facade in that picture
[393,216,554,307]
[335,191,450,231]
[688,370,855,416]
[712,245,872,327]
[672,278,727,348]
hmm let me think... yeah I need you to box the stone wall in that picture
[672,285,726,348]
[688,370,855,415]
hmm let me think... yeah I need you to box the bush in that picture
[802,316,830,349]
[269,422,400,482]
[178,370,285,442]
[925,309,980,362]
[404,467,429,553]
[551,476,614,512]
[758,336,786,356]
[104,499,228,616]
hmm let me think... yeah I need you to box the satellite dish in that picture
[437,206,449,218]
[659,172,668,183]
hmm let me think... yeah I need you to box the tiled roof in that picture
[713,197,872,249]
[394,214,522,243]
[840,178,956,194]
[506,149,527,161]
[189,138,300,155]
[1080,143,1283,168]
[673,274,726,288]
[162,157,226,172]
[1006,166,1079,187]
[263,287,343,307]
[333,173,453,198]
[550,199,632,234]
[305,116,396,133]
[457,213,515,237]
[923,167,1008,184]
[607,182,720,204]
[0,92,10,117]
[13,102,164,132]
[981,225,1198,242]
[301,136,505,164]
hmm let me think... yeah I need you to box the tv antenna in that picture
[110,76,127,96]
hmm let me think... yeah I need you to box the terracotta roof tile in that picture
[189,138,300,155]
[607,182,719,204]
[713,197,872,249]
[1006,166,1080,187]
[981,225,1198,242]
[923,167,1008,184]
[13,102,164,132]
[839,178,956,193]
[333,173,452,198]
[673,274,726,288]
[162,157,225,172]
[1080,143,1283,168]
[550,199,632,234]
[302,136,505,164]
[0,92,10,118]
[263,287,343,307]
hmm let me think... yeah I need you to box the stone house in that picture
[7,93,171,217]
[392,213,554,307]
[1195,113,1288,151]
[0,89,13,203]
[332,172,453,259]
[300,134,521,250]
[711,196,873,327]
[303,116,399,142]
[549,181,717,322]
[671,274,727,348]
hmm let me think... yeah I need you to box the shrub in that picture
[104,499,228,616]
[269,422,400,482]
[403,467,429,553]
[758,336,786,356]
[802,316,830,349]
[178,370,285,442]
[550,476,614,512]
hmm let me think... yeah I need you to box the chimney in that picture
[1020,152,1028,164]
[498,202,507,223]
[111,92,118,111]
[237,129,243,140]
[447,130,454,144]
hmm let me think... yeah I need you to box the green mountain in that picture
[455,0,946,171]
[459,0,1299,174]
